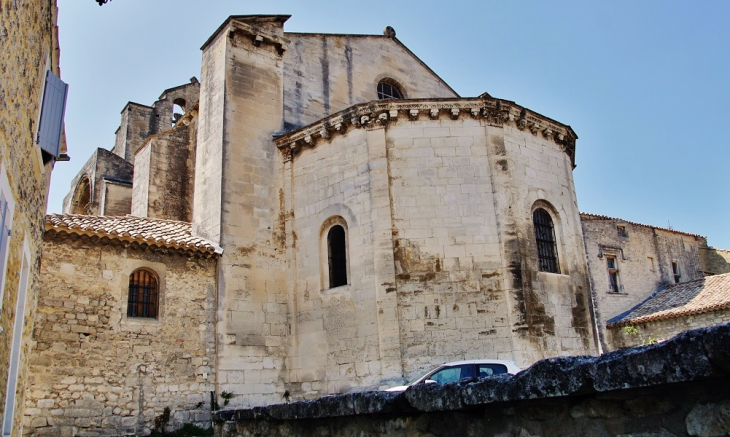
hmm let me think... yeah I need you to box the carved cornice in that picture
[228,20,290,56]
[274,97,578,167]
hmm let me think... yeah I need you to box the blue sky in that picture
[53,0,730,247]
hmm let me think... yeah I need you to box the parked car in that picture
[385,359,521,392]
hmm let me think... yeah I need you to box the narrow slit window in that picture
[533,208,560,273]
[607,256,620,293]
[127,269,158,318]
[327,225,348,288]
[672,262,681,283]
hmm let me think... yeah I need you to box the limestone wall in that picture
[700,247,730,275]
[132,123,196,222]
[283,34,457,128]
[288,127,388,396]
[0,1,61,435]
[113,104,156,163]
[195,17,292,410]
[581,215,706,351]
[607,308,730,349]
[25,237,218,436]
[99,180,132,217]
[388,120,594,371]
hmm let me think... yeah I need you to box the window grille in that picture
[533,208,559,273]
[127,269,158,318]
[377,80,404,100]
[327,225,348,288]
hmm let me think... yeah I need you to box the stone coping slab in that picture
[214,323,730,422]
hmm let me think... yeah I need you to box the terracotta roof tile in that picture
[580,212,705,239]
[45,214,222,255]
[607,273,730,327]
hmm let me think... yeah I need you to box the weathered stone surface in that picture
[685,400,730,437]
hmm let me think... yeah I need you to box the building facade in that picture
[0,1,68,436]
[580,213,709,351]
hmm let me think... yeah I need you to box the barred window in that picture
[127,269,158,318]
[327,225,348,288]
[533,208,560,273]
[377,79,404,100]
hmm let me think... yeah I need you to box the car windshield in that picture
[406,366,439,385]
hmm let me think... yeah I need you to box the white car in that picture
[385,359,521,392]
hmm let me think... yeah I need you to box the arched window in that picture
[377,79,404,100]
[127,269,158,318]
[327,225,348,288]
[172,98,187,125]
[533,208,560,273]
[71,177,91,215]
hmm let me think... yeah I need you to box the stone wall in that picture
[581,215,707,351]
[131,121,196,222]
[113,103,157,163]
[0,0,61,435]
[62,148,133,215]
[24,236,218,436]
[214,324,730,437]
[99,180,132,217]
[700,247,730,275]
[282,33,457,129]
[194,16,291,410]
[608,308,730,349]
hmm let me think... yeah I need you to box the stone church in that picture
[25,14,724,436]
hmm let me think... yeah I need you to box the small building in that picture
[580,213,709,351]
[606,272,730,348]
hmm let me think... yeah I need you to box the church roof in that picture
[607,273,730,327]
[45,214,222,256]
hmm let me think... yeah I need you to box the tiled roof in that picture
[607,273,730,327]
[45,214,222,255]
[580,212,705,239]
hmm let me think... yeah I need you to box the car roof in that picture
[438,359,517,366]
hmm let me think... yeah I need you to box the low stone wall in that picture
[214,323,730,436]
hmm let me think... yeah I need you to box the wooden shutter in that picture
[36,70,69,158]
[0,195,8,288]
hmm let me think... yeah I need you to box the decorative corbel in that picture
[282,147,293,162]
[409,109,419,121]
[389,109,398,120]
[517,109,527,130]
[450,108,460,120]
[557,133,565,142]
[529,122,540,135]
[319,128,330,140]
[335,122,346,133]
[360,115,371,126]
[429,108,439,119]
[351,116,362,128]
[470,108,480,118]
[304,135,314,146]
[253,35,264,47]
[543,128,553,139]
[377,112,389,125]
